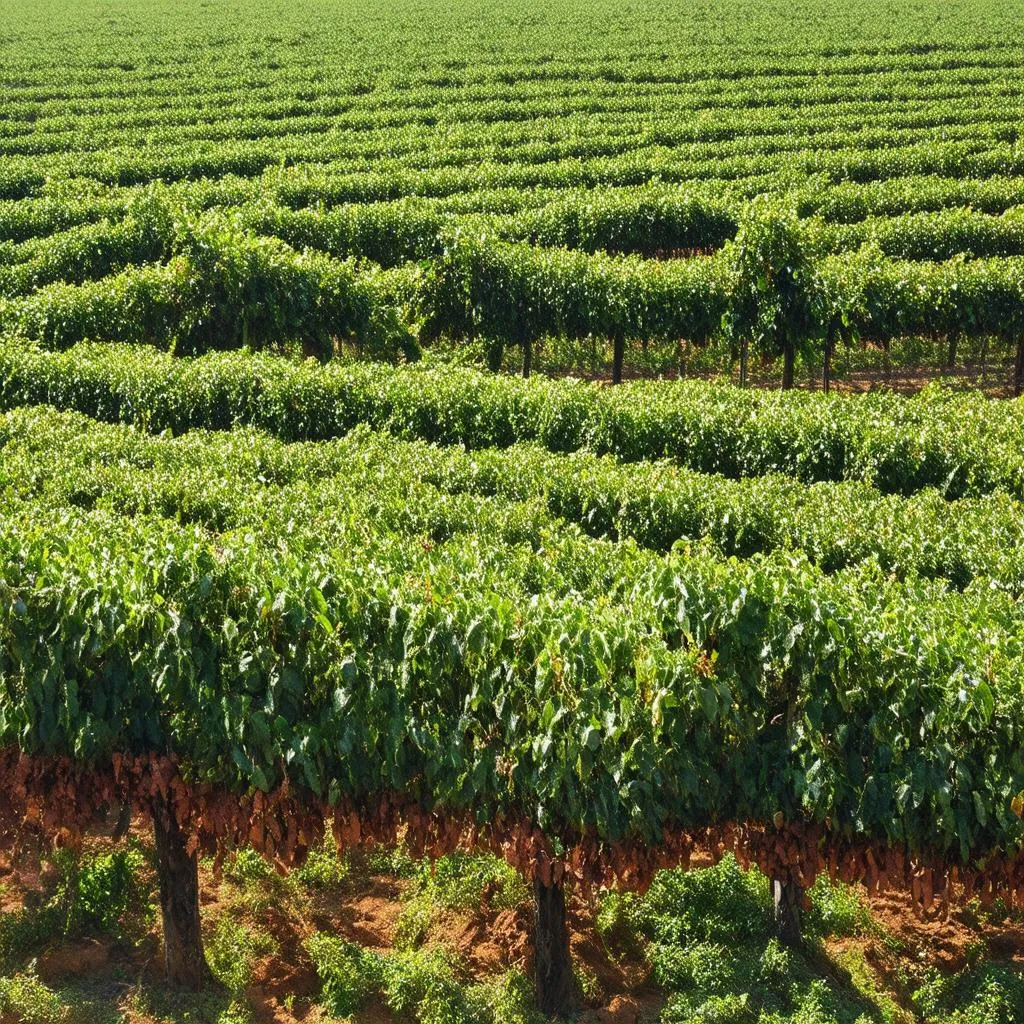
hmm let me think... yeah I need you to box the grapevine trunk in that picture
[823,328,835,394]
[152,796,208,989]
[782,339,795,389]
[533,876,576,1016]
[773,877,803,947]
[612,331,625,384]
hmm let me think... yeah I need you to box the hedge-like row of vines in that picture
[1,341,1021,497]
[3,405,1024,891]
[2,200,1023,393]
[8,3,1024,1011]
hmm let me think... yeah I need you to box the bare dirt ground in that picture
[541,357,1019,398]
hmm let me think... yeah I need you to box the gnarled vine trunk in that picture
[773,877,803,947]
[534,877,576,1017]
[946,332,959,371]
[781,339,795,390]
[152,795,207,989]
[487,339,505,373]
[612,332,625,384]
[823,329,836,394]
[1015,336,1023,397]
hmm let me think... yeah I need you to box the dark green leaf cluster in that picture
[0,211,413,359]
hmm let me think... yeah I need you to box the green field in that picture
[2,0,1024,1021]
[3,0,1024,383]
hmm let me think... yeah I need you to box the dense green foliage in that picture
[3,2,1024,980]
[2,405,1024,592]
[2,401,1024,869]
[2,344,1022,498]
[4,2,1024,1017]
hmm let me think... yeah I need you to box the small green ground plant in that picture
[0,971,69,1024]
[0,848,149,972]
[396,853,530,951]
[305,933,540,1024]
[912,963,1024,1024]
[597,856,900,1024]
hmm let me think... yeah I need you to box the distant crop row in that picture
[6,403,1024,593]
[3,87,1018,161]
[2,341,1021,499]
[3,203,1023,392]
[5,190,1024,299]
[6,132,1024,203]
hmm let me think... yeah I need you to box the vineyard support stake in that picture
[533,875,576,1016]
[152,795,208,989]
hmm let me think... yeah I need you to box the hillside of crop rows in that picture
[2,0,1024,1021]
[3,0,1024,386]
